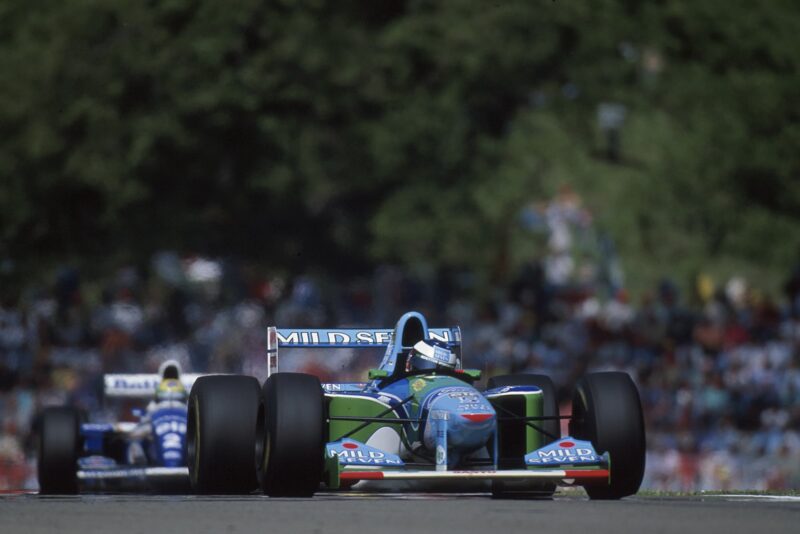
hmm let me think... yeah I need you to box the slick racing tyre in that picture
[188,375,261,494]
[38,407,82,494]
[569,372,645,500]
[257,373,324,497]
[487,374,559,498]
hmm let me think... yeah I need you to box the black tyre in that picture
[487,374,559,498]
[188,375,261,494]
[569,372,645,500]
[257,373,324,497]
[38,407,82,494]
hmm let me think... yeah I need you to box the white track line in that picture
[710,494,800,502]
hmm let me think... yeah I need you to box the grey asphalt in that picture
[1,492,798,534]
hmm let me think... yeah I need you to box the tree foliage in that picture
[1,0,798,291]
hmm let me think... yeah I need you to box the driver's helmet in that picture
[155,378,187,403]
[405,340,457,372]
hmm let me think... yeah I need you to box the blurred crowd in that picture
[480,271,800,491]
[1,197,799,492]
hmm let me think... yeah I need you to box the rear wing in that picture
[103,374,205,399]
[266,327,462,377]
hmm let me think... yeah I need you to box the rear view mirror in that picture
[368,369,389,380]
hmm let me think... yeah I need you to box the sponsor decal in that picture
[161,433,183,450]
[274,329,455,346]
[525,437,603,466]
[326,439,404,467]
[78,456,117,469]
[429,331,452,343]
[154,420,187,436]
[411,379,426,392]
[448,392,488,408]
[276,330,395,345]
[329,450,402,464]
[530,448,598,464]
[432,346,452,363]
[322,383,368,392]
[436,445,446,465]
[457,403,490,411]
[443,391,490,411]
[447,391,477,399]
[328,449,402,465]
[113,378,159,390]
[485,385,542,396]
[277,331,317,344]
[429,386,474,400]
[420,386,488,413]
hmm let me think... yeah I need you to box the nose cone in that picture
[422,389,496,454]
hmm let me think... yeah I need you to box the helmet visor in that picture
[408,340,457,371]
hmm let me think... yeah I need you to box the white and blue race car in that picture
[37,361,202,493]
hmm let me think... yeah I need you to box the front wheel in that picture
[569,372,645,500]
[257,373,324,497]
[187,375,261,494]
[38,407,82,494]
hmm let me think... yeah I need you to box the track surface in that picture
[2,492,798,534]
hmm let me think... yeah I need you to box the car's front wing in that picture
[76,467,190,493]
[338,468,609,485]
[77,467,189,481]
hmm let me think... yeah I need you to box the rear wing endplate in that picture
[266,327,462,377]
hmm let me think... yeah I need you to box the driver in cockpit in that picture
[405,339,458,373]
[127,361,188,462]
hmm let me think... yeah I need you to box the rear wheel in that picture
[487,374,559,499]
[188,375,261,494]
[38,407,82,494]
[257,373,324,497]
[569,372,645,500]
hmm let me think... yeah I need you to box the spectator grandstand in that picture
[1,250,799,491]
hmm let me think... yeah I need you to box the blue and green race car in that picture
[187,311,645,499]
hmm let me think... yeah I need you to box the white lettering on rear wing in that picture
[103,373,205,398]
[265,327,462,377]
[274,328,459,347]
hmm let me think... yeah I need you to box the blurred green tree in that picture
[0,0,797,294]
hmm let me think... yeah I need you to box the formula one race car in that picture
[188,312,646,499]
[37,361,202,493]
